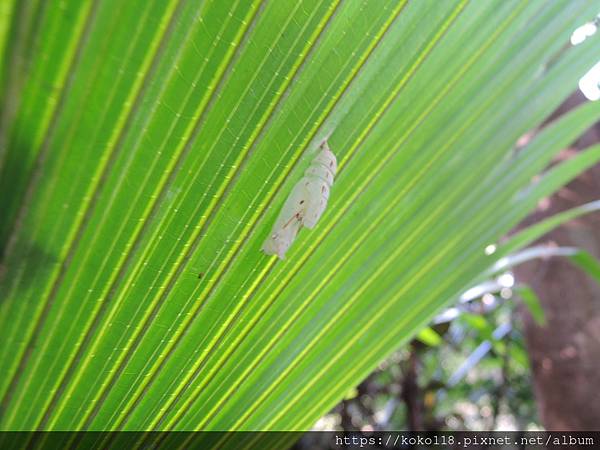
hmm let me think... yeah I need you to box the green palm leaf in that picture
[1,0,599,435]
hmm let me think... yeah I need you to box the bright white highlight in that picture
[497,272,515,288]
[571,22,597,45]
[484,244,497,255]
[579,60,600,101]
[572,17,600,101]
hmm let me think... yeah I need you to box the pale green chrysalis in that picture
[262,141,337,259]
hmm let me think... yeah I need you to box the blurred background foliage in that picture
[311,285,539,434]
[0,1,600,444]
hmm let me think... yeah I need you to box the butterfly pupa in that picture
[262,141,337,259]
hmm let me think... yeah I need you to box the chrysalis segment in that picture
[262,142,337,259]
[261,183,306,259]
[301,144,336,229]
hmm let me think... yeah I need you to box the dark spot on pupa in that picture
[299,200,304,204]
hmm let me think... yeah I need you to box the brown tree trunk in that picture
[401,347,424,431]
[515,92,600,430]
